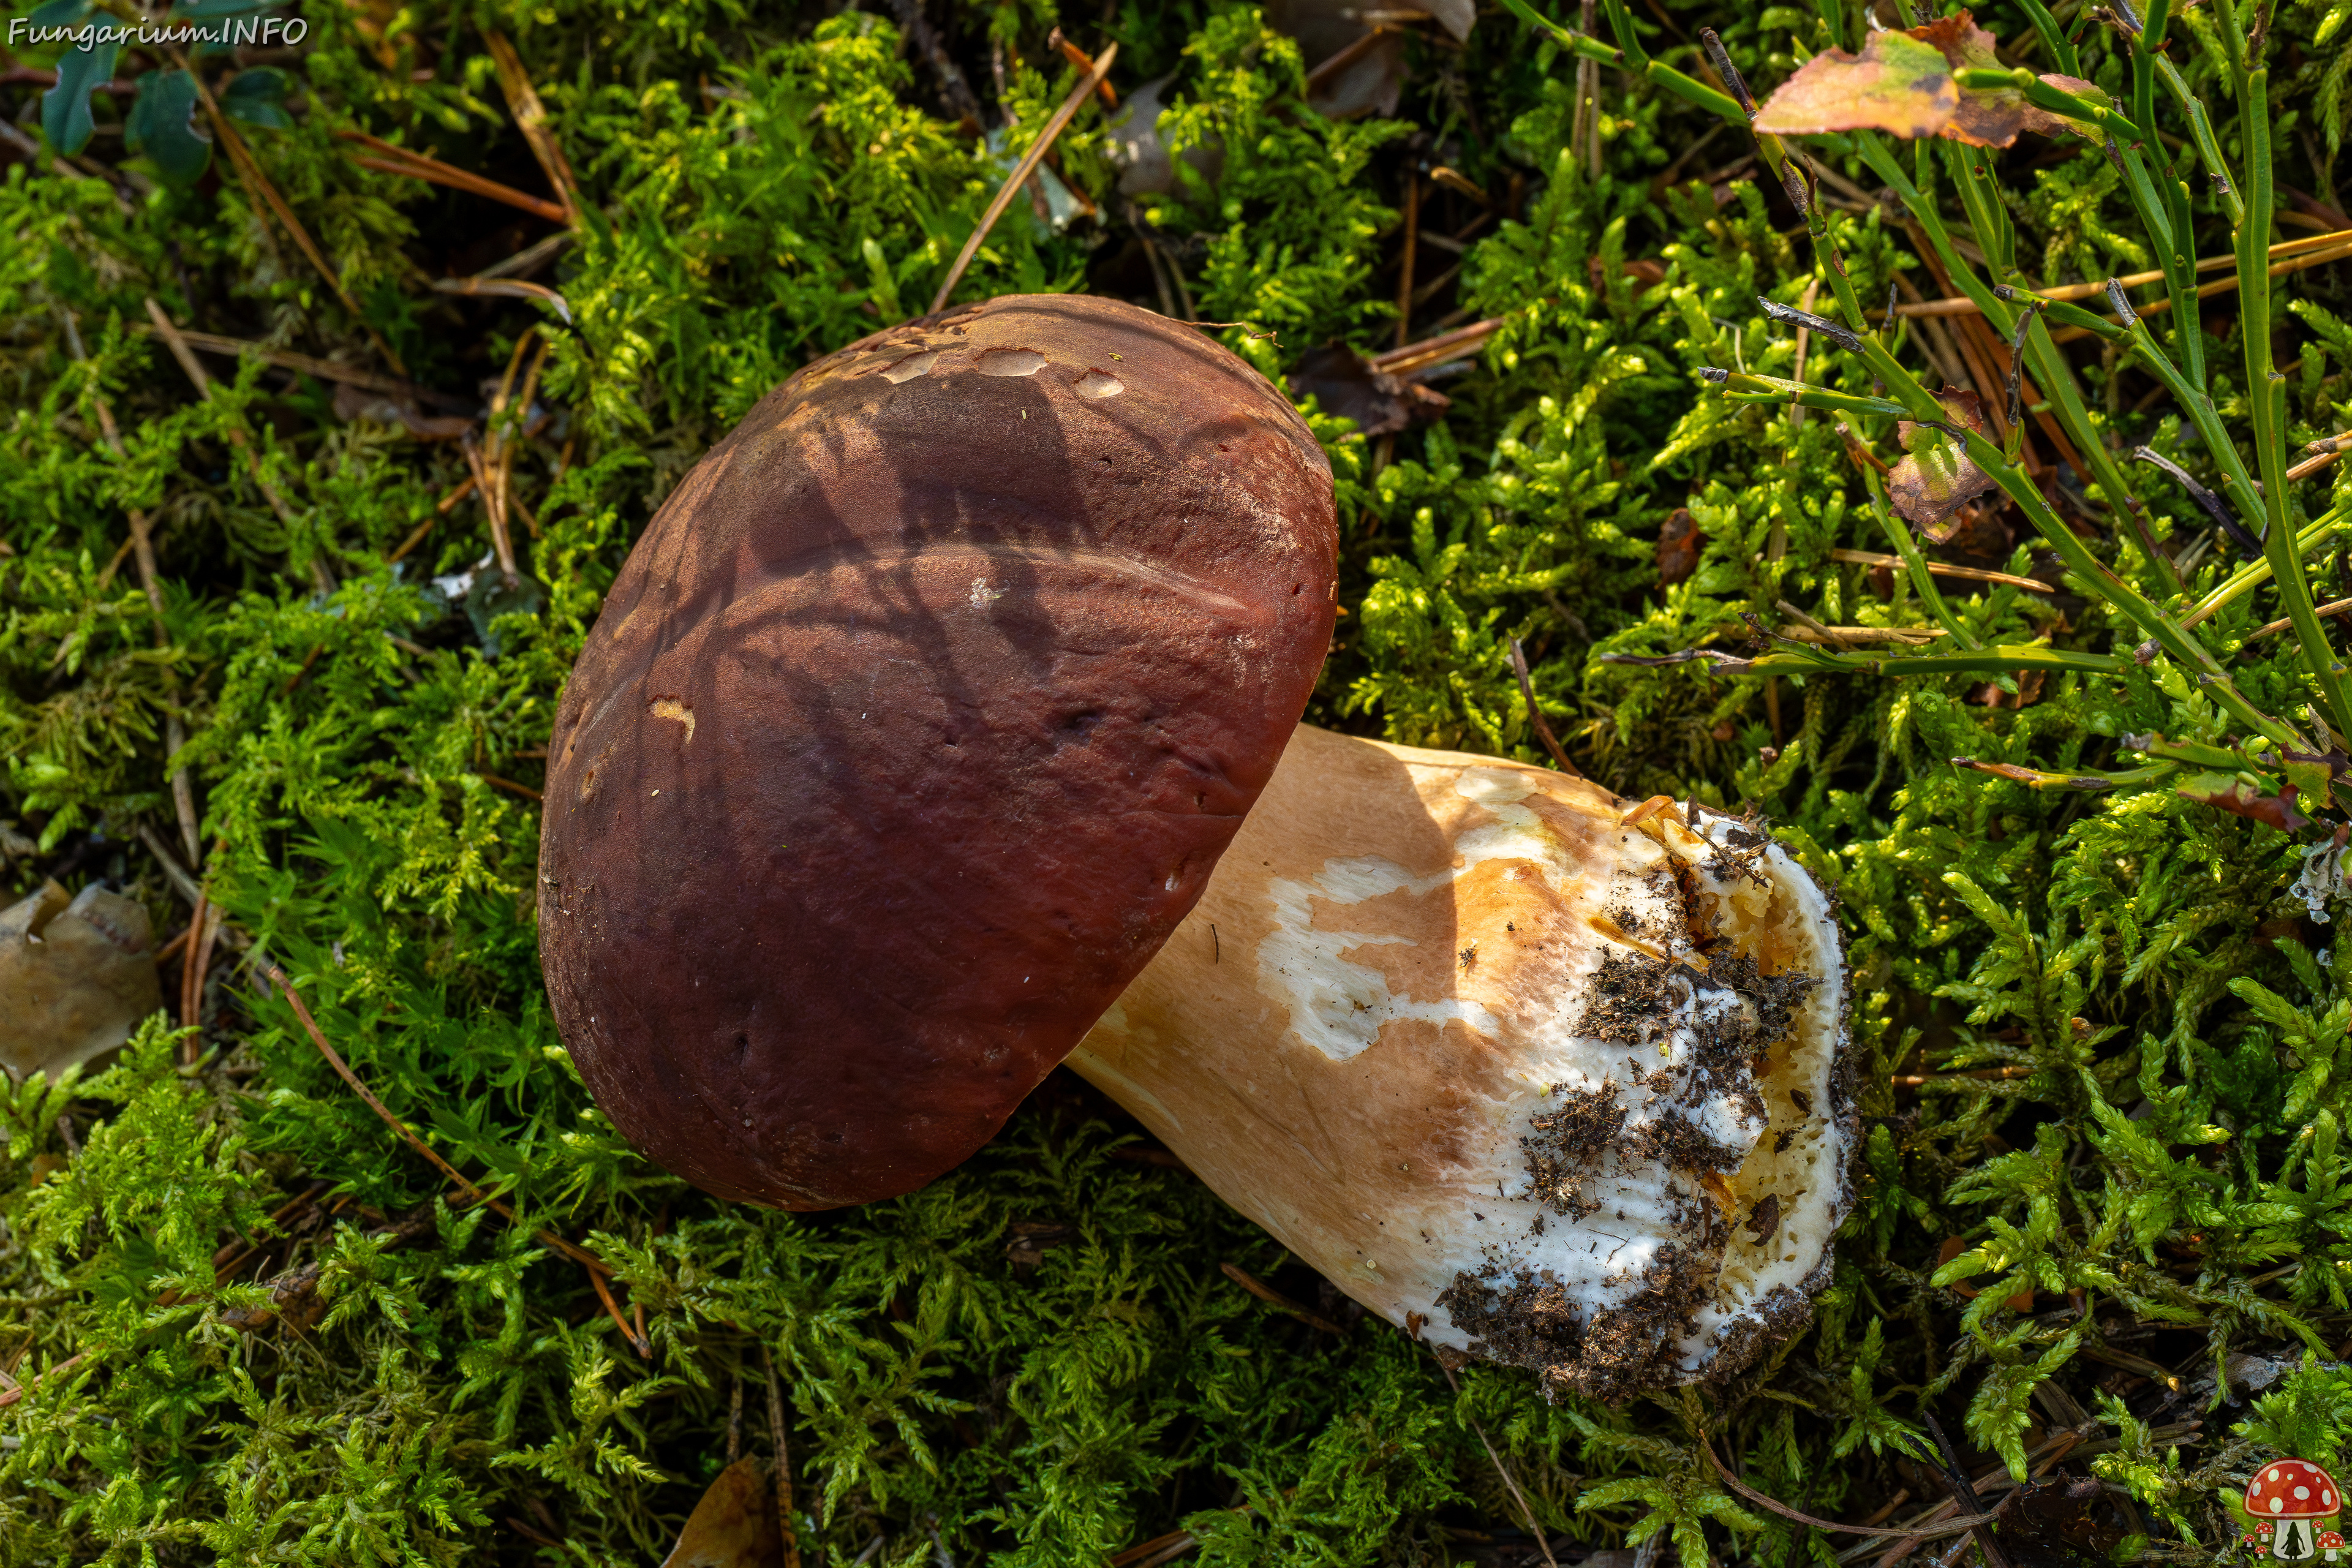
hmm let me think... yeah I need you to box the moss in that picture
[8,0,2352,1562]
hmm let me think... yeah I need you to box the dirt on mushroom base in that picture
[1438,848,1830,1401]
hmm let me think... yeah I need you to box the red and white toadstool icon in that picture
[2318,1528,2343,1562]
[2245,1459,2342,1561]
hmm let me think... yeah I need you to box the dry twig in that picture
[1509,638,1583,775]
[1218,1262,1346,1334]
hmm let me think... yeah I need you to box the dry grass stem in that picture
[931,43,1117,313]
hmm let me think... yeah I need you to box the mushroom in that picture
[2319,1528,2342,1562]
[1068,725,1852,1398]
[2248,1460,2341,1562]
[539,295,1338,1210]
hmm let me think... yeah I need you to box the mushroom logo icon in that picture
[2245,1460,2342,1561]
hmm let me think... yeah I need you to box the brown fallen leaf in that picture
[1287,342,1450,436]
[1890,388,1997,539]
[660,1457,785,1568]
[0,880,164,1083]
[1989,1474,2128,1568]
[1104,74,1224,198]
[1307,29,1409,120]
[1931,500,2014,564]
[1656,507,1705,586]
[1755,12,2095,149]
[221,1261,328,1335]
[1270,0,1473,121]
[2176,772,2307,832]
[1752,29,1957,140]
[1910,14,2090,146]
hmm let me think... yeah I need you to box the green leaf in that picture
[219,67,292,130]
[41,36,121,158]
[125,69,213,186]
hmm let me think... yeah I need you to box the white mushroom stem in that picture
[1071,725,1852,1400]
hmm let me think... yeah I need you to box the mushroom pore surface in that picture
[540,295,1338,1210]
[1071,725,1852,1399]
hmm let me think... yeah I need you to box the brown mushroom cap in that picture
[539,295,1338,1210]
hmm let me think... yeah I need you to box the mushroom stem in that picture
[1072,726,1852,1399]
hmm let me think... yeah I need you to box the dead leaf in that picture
[1287,343,1450,436]
[1932,500,2015,563]
[0,880,164,1084]
[1270,0,1472,121]
[1752,29,1957,139]
[221,1261,326,1335]
[1909,14,2089,146]
[1310,29,1409,119]
[1989,1475,2128,1568]
[1104,74,1223,198]
[2176,772,2307,832]
[1007,1219,1079,1270]
[660,1457,785,1568]
[1890,388,1997,539]
[1656,507,1705,586]
[1756,13,2095,148]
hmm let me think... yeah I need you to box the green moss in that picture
[9,0,2352,1562]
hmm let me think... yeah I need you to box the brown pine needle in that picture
[1048,29,1118,107]
[587,1265,649,1357]
[1896,227,2352,317]
[2249,595,2352,642]
[763,1345,802,1568]
[1827,549,2054,594]
[1432,1354,1558,1568]
[1218,1262,1347,1333]
[0,1352,87,1410]
[262,966,616,1278]
[1699,1437,1999,1540]
[931,43,1117,314]
[430,275,573,323]
[482,30,582,224]
[1372,315,1506,375]
[145,298,300,528]
[170,49,405,375]
[336,129,570,224]
[477,772,543,802]
[1429,165,1490,203]
[388,477,480,565]
[2046,242,2352,344]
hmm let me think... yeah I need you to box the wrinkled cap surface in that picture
[539,295,1338,1209]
